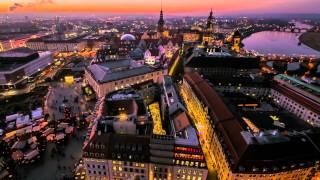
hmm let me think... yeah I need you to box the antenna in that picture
[161,0,163,11]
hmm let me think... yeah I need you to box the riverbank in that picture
[299,32,320,52]
[240,26,274,39]
[243,31,320,57]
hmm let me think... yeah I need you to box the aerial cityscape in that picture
[0,0,320,180]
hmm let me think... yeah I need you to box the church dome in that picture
[120,34,136,41]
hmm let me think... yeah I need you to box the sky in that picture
[0,0,320,15]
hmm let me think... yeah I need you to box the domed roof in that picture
[120,34,136,41]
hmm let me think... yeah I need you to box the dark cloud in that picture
[9,0,54,12]
[14,3,24,7]
[9,3,23,11]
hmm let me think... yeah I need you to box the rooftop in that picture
[103,90,147,118]
[184,72,320,173]
[87,60,154,83]
[0,48,42,72]
[83,133,150,163]
[274,74,320,97]
[0,47,37,59]
[219,92,313,131]
[186,47,260,69]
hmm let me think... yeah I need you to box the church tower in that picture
[207,8,214,32]
[157,2,169,38]
[232,30,242,53]
[158,9,165,33]
[202,9,215,45]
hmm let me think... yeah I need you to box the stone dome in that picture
[120,34,136,41]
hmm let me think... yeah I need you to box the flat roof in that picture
[0,47,37,58]
[220,92,313,131]
[87,61,154,83]
[240,111,313,131]
[275,74,320,97]
[0,48,40,72]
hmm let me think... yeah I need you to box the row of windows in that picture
[85,152,105,158]
[174,160,206,168]
[154,174,168,179]
[272,91,320,124]
[176,174,203,180]
[177,169,203,176]
[89,144,106,149]
[88,170,107,176]
[113,172,145,179]
[87,164,106,169]
[114,71,164,86]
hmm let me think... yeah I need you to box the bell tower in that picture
[207,8,214,32]
[202,9,214,45]
[158,9,165,33]
[232,30,242,53]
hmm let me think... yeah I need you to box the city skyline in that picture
[1,0,320,15]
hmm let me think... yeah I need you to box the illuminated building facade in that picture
[231,30,242,53]
[0,48,53,89]
[84,59,167,97]
[271,74,320,127]
[182,30,201,44]
[119,34,138,57]
[26,34,86,52]
[83,87,208,180]
[179,72,320,180]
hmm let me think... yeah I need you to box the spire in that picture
[207,8,214,31]
[158,0,165,33]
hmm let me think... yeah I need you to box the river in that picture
[243,31,320,57]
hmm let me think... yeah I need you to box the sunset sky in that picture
[0,0,319,15]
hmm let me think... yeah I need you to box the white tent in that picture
[32,108,43,120]
[5,113,19,123]
[55,133,65,141]
[16,115,30,128]
[24,149,39,160]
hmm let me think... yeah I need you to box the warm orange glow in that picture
[1,0,319,14]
